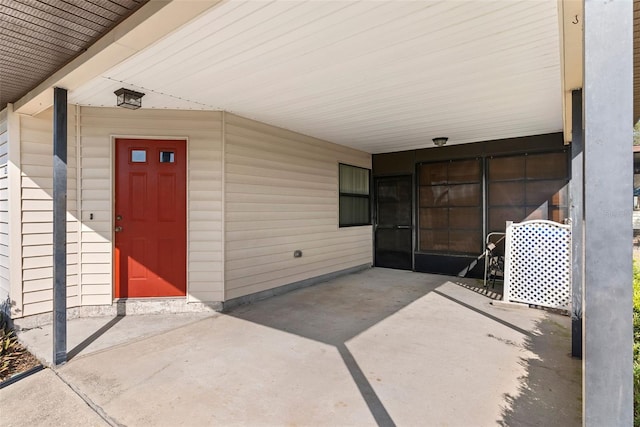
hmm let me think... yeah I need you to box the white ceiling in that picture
[68,0,563,154]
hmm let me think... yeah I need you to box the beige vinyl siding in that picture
[78,107,224,304]
[16,106,370,315]
[20,109,79,317]
[0,109,8,308]
[224,113,372,300]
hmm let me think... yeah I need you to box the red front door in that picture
[115,139,187,298]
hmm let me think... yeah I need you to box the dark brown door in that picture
[114,139,187,298]
[374,176,412,270]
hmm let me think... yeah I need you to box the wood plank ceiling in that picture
[0,0,148,109]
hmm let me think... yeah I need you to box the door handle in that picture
[397,225,411,229]
[115,226,123,233]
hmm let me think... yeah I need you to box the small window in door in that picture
[131,149,147,163]
[160,151,175,163]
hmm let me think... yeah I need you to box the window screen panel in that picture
[418,158,482,254]
[339,164,371,227]
[489,182,525,206]
[448,183,481,206]
[525,180,568,206]
[378,203,411,226]
[419,163,448,185]
[339,195,369,226]
[420,230,449,252]
[449,207,482,229]
[339,164,369,195]
[448,159,481,183]
[550,207,568,223]
[377,180,401,202]
[449,230,482,253]
[419,208,448,228]
[488,156,525,181]
[524,206,568,224]
[487,151,568,232]
[376,228,412,254]
[526,152,568,180]
[524,205,548,221]
[419,185,449,207]
[376,178,411,225]
[551,184,569,206]
[489,207,527,231]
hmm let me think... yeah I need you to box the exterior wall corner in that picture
[6,104,23,318]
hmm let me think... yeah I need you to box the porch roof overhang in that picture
[0,0,636,154]
[0,0,150,108]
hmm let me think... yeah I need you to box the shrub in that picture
[0,313,25,380]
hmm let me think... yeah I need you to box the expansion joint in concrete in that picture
[51,368,124,427]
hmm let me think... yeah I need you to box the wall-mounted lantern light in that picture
[114,88,145,110]
[432,137,448,147]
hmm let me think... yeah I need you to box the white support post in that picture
[583,0,633,424]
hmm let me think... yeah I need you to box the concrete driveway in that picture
[2,268,581,426]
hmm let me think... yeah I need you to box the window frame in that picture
[339,163,372,227]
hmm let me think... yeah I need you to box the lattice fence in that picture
[503,220,571,310]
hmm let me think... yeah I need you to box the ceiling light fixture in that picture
[114,88,145,110]
[432,137,448,147]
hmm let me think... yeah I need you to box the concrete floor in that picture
[3,268,581,426]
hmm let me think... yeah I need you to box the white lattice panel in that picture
[503,220,571,310]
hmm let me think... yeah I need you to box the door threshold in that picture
[112,297,221,316]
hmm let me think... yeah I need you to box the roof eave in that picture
[13,0,221,116]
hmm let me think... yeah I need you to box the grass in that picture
[633,261,640,426]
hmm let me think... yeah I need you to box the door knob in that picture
[115,226,123,233]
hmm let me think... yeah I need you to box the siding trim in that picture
[185,136,190,303]
[76,105,83,305]
[0,108,9,314]
[221,111,226,302]
[7,104,23,317]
